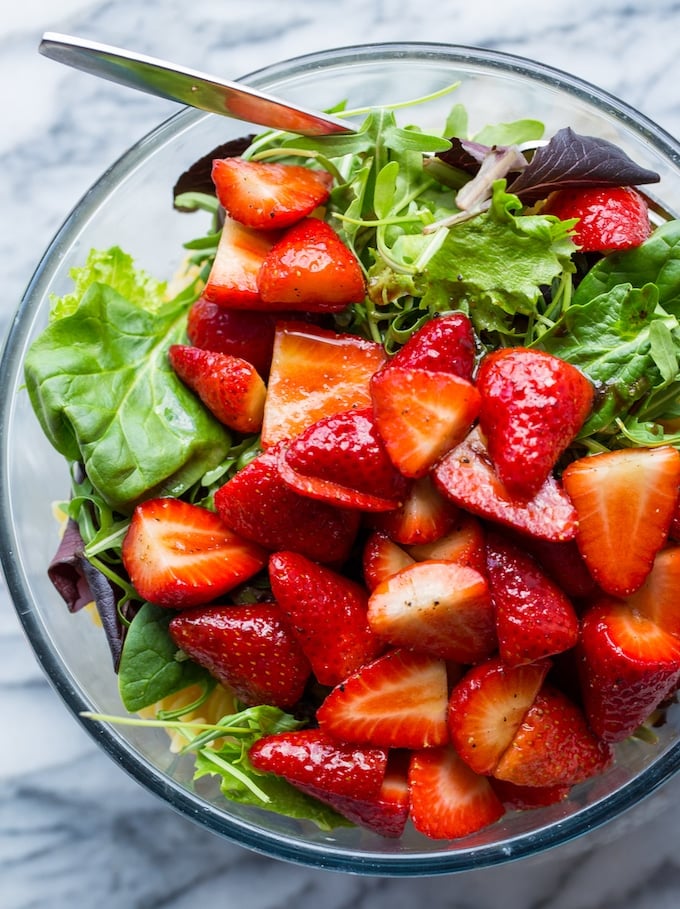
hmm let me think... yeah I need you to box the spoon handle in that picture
[39,32,353,136]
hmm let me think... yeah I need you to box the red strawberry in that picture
[186,296,278,377]
[406,513,486,573]
[268,551,382,687]
[433,427,578,542]
[168,603,310,708]
[493,685,613,787]
[368,475,459,546]
[203,214,278,308]
[562,446,680,596]
[316,649,449,748]
[543,185,651,252]
[447,658,550,775]
[518,536,599,599]
[485,533,579,666]
[367,560,496,664]
[370,365,481,478]
[213,444,360,565]
[388,311,476,381]
[625,545,680,636]
[362,532,415,591]
[578,597,680,742]
[121,498,267,608]
[168,344,266,433]
[408,746,505,840]
[490,779,570,811]
[257,217,366,311]
[277,408,409,512]
[476,347,594,497]
[261,321,386,448]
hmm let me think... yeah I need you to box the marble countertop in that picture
[3,2,680,906]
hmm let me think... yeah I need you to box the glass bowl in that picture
[3,42,680,877]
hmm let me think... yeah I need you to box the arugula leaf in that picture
[472,119,544,147]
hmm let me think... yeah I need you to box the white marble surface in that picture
[3,2,680,906]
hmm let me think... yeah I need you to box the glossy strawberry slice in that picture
[316,649,449,748]
[268,551,382,687]
[168,344,266,433]
[543,185,651,252]
[211,157,332,230]
[370,365,481,478]
[476,347,594,497]
[490,779,571,811]
[186,296,278,377]
[408,746,505,840]
[562,445,680,596]
[625,545,680,636]
[368,475,459,546]
[214,444,360,565]
[388,311,476,381]
[367,559,496,663]
[121,498,267,608]
[519,536,599,599]
[168,603,310,708]
[362,532,414,591]
[258,218,366,311]
[433,427,578,542]
[406,513,486,573]
[203,214,279,308]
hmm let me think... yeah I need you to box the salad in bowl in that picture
[4,43,680,874]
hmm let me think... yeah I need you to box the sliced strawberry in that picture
[485,532,579,666]
[168,344,266,433]
[408,746,505,840]
[625,545,680,636]
[186,296,278,377]
[562,445,680,596]
[370,365,480,478]
[268,551,382,687]
[278,408,409,512]
[261,321,386,448]
[578,597,680,742]
[519,536,599,599]
[257,217,366,311]
[121,498,267,608]
[433,427,578,542]
[543,185,651,252]
[203,214,279,308]
[490,779,570,811]
[368,475,459,546]
[447,657,550,775]
[213,444,360,565]
[388,311,476,381]
[493,685,613,787]
[476,347,594,497]
[211,157,332,230]
[367,560,496,664]
[362,532,415,592]
[316,649,449,748]
[406,513,486,573]
[168,603,310,708]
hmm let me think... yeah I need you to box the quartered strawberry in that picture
[186,296,278,377]
[408,746,505,840]
[578,597,680,742]
[490,779,571,811]
[168,603,310,708]
[493,685,613,787]
[211,157,332,230]
[406,513,486,573]
[316,648,449,749]
[625,545,680,636]
[543,185,651,252]
[433,427,578,542]
[447,658,550,775]
[278,408,409,512]
[203,214,279,308]
[268,551,382,687]
[213,444,360,565]
[367,560,497,664]
[388,311,476,381]
[168,344,266,433]
[257,217,366,311]
[362,532,415,591]
[368,475,459,546]
[476,347,594,497]
[562,445,680,596]
[370,365,481,478]
[261,321,386,448]
[121,498,267,608]
[485,533,579,666]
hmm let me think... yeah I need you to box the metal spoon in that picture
[39,32,353,136]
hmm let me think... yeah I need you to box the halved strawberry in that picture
[562,445,680,596]
[388,311,476,381]
[406,513,486,573]
[447,657,550,775]
[168,344,266,433]
[213,444,360,565]
[368,475,459,546]
[519,536,599,599]
[578,596,680,742]
[433,427,578,542]
[203,214,279,308]
[211,157,332,230]
[258,218,366,311]
[476,347,594,497]
[543,185,651,252]
[367,560,497,664]
[268,551,382,687]
[362,532,415,592]
[121,498,267,608]
[370,365,481,477]
[625,545,680,636]
[168,603,310,708]
[261,321,386,448]
[408,746,505,840]
[186,296,278,377]
[316,649,449,748]
[490,779,571,811]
